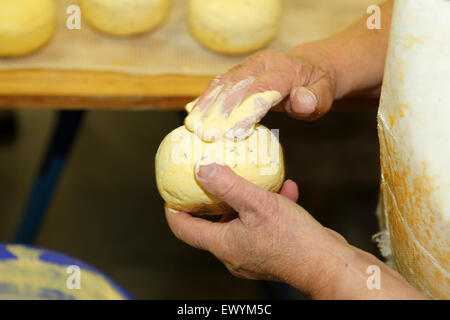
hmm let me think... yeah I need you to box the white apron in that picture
[377,0,450,299]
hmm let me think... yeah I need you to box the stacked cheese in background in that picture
[0,0,56,57]
[0,0,282,57]
[189,0,282,55]
[79,0,171,36]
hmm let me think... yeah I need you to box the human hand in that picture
[165,162,427,299]
[165,161,341,294]
[185,48,337,142]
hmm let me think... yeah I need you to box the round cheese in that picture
[0,0,56,57]
[79,0,171,36]
[156,125,285,215]
[188,0,282,55]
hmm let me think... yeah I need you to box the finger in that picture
[165,206,222,251]
[221,69,295,140]
[288,87,317,118]
[279,179,299,202]
[190,77,226,113]
[242,68,295,104]
[185,78,258,142]
[215,77,256,116]
[215,58,265,115]
[193,59,262,115]
[185,98,198,113]
[289,75,334,120]
[196,59,262,117]
[210,52,282,117]
[185,62,263,137]
[194,160,276,215]
[224,94,275,140]
[216,54,268,115]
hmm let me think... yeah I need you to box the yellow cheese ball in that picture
[155,125,285,215]
[0,0,56,57]
[189,0,282,55]
[79,0,171,36]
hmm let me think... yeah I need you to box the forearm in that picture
[288,241,428,300]
[318,247,428,300]
[290,0,394,100]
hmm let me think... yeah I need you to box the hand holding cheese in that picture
[156,125,284,215]
[0,0,56,57]
[165,163,426,299]
[79,0,171,36]
[184,49,337,142]
[165,0,433,299]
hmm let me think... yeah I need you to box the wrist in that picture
[282,230,356,298]
[303,244,427,300]
[306,245,370,299]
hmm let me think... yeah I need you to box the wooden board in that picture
[0,70,212,109]
[0,69,380,110]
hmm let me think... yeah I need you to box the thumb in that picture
[194,159,276,215]
[288,76,334,120]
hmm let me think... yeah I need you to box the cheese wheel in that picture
[0,0,56,57]
[188,0,282,55]
[0,244,130,300]
[79,0,171,36]
[377,0,450,299]
[155,125,285,215]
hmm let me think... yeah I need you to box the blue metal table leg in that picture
[14,110,86,244]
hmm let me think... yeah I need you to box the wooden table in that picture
[0,69,213,110]
[0,69,379,111]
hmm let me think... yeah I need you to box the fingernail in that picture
[196,164,217,180]
[185,99,198,113]
[225,126,250,141]
[167,207,180,214]
[195,157,222,180]
[293,87,317,114]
